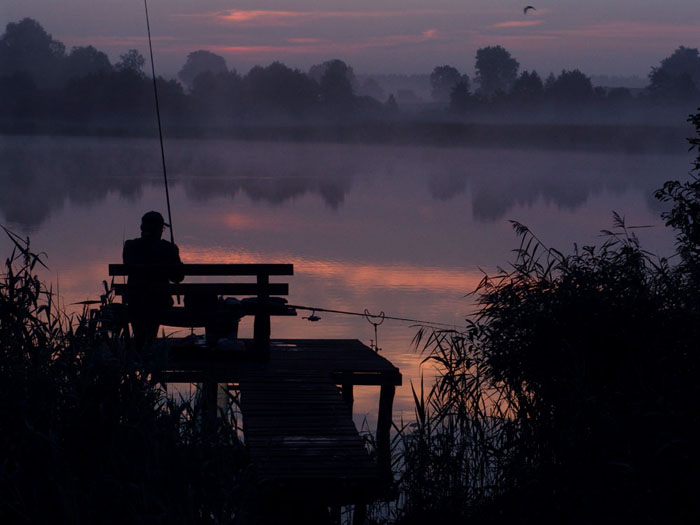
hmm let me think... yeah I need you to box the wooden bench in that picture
[108,263,295,350]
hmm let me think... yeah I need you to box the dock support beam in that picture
[197,381,219,434]
[376,384,395,480]
[353,503,367,525]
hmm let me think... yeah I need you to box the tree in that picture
[190,71,242,120]
[358,77,385,101]
[243,62,318,118]
[606,87,632,103]
[430,65,464,104]
[64,46,112,80]
[475,45,519,98]
[0,18,65,88]
[385,94,399,115]
[0,72,37,118]
[178,50,228,90]
[510,70,544,106]
[316,59,355,115]
[648,46,700,103]
[308,58,356,89]
[449,80,472,115]
[544,69,594,106]
[115,49,146,77]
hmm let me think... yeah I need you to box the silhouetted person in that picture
[123,211,184,350]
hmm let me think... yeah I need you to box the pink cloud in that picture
[176,9,446,27]
[208,44,320,57]
[473,20,700,53]
[287,37,323,44]
[66,35,176,48]
[548,21,700,40]
[206,30,443,58]
[491,20,543,29]
[358,31,442,49]
[219,10,300,23]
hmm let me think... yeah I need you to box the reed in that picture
[0,229,249,523]
[393,108,700,524]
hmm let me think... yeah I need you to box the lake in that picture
[0,134,689,428]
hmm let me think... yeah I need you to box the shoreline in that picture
[1,120,692,154]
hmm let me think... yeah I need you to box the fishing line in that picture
[144,0,174,244]
[287,304,463,330]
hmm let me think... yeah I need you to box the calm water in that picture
[0,134,688,427]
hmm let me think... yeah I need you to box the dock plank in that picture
[239,368,380,502]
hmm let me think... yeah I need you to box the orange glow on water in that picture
[179,245,482,294]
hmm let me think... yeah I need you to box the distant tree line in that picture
[1,18,699,133]
[437,44,700,120]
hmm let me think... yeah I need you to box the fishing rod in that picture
[143,0,174,244]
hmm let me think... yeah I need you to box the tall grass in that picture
[393,109,700,524]
[0,229,250,523]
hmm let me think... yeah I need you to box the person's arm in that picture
[169,244,185,283]
[122,239,135,264]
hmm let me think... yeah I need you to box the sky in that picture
[2,1,699,78]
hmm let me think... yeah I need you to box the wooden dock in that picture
[161,338,402,505]
[108,263,402,510]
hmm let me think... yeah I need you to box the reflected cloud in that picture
[179,247,483,294]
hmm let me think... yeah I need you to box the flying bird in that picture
[524,5,536,15]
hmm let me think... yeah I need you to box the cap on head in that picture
[140,211,169,234]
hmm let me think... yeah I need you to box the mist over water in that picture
[0,134,688,425]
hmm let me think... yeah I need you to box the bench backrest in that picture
[108,263,293,298]
[109,263,294,348]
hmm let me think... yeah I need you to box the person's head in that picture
[140,211,168,238]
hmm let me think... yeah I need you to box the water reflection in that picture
[0,135,689,231]
[0,134,688,426]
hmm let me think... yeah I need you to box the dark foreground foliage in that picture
[0,231,249,524]
[394,110,700,524]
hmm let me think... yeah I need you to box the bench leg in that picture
[342,383,354,412]
[253,314,270,352]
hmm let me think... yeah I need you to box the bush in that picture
[0,230,249,523]
[396,109,700,524]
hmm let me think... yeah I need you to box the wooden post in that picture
[330,505,341,524]
[342,383,354,412]
[376,384,395,481]
[254,273,270,352]
[198,381,219,434]
[353,503,366,525]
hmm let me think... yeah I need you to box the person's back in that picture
[123,211,183,349]
[123,236,183,307]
